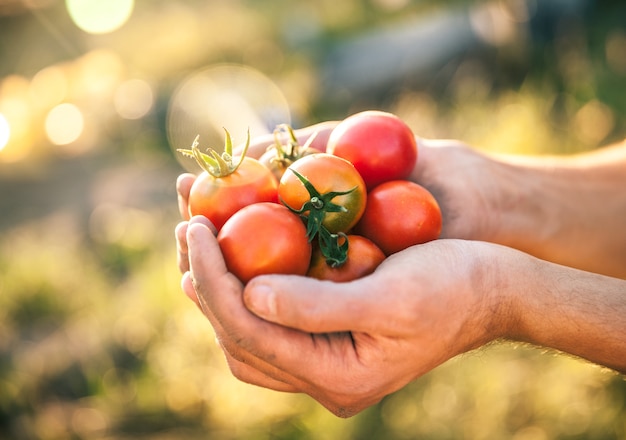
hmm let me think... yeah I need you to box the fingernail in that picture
[247,284,276,318]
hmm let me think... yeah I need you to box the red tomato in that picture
[307,235,385,282]
[180,132,279,230]
[279,153,367,234]
[355,180,442,255]
[217,203,312,284]
[188,157,278,230]
[326,110,418,190]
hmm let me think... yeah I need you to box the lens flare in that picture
[0,113,10,152]
[66,0,134,35]
[166,64,291,172]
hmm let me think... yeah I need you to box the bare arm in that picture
[503,256,626,374]
[415,138,626,278]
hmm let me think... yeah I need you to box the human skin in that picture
[175,128,626,417]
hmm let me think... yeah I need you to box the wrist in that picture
[470,243,531,344]
[485,157,571,263]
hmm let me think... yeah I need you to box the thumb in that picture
[243,275,384,333]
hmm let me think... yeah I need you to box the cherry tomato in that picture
[307,235,385,282]
[188,157,278,230]
[217,203,312,284]
[278,153,367,234]
[326,110,418,190]
[180,131,278,230]
[355,180,442,255]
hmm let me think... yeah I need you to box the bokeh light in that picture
[45,103,84,146]
[114,79,154,120]
[0,113,9,152]
[29,66,68,110]
[0,75,35,162]
[66,0,134,35]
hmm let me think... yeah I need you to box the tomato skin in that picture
[355,180,442,255]
[326,110,418,190]
[307,235,385,282]
[217,203,312,284]
[278,153,367,234]
[188,157,278,230]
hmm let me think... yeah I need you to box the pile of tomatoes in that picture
[179,110,442,284]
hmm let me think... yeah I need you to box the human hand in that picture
[177,216,509,417]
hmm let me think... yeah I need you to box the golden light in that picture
[114,79,154,120]
[29,66,68,109]
[0,113,9,152]
[0,75,36,162]
[45,103,84,146]
[66,0,134,35]
[573,100,615,145]
[167,64,291,172]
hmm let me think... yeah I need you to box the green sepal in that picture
[281,168,356,241]
[318,229,349,267]
[268,124,319,165]
[177,128,251,177]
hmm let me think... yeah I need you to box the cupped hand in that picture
[177,216,509,417]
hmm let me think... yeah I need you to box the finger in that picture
[293,121,337,152]
[181,270,201,307]
[176,221,190,274]
[180,216,218,302]
[243,274,390,334]
[176,173,196,220]
[236,131,274,159]
[221,350,301,393]
[233,121,338,158]
[183,230,303,386]
[186,221,324,367]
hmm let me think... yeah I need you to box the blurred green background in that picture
[0,0,625,439]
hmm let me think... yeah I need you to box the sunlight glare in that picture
[166,64,291,172]
[0,114,9,152]
[66,0,134,35]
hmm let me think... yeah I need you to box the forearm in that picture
[500,256,626,373]
[492,140,626,278]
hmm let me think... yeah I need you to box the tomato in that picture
[217,203,312,284]
[326,110,418,190]
[307,235,385,282]
[180,131,278,230]
[355,180,442,255]
[278,153,367,235]
[188,157,278,230]
[259,124,323,180]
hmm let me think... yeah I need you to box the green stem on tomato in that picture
[177,128,251,177]
[280,168,354,266]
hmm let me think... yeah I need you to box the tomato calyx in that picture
[318,230,350,268]
[178,128,251,177]
[266,124,319,168]
[281,168,355,266]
